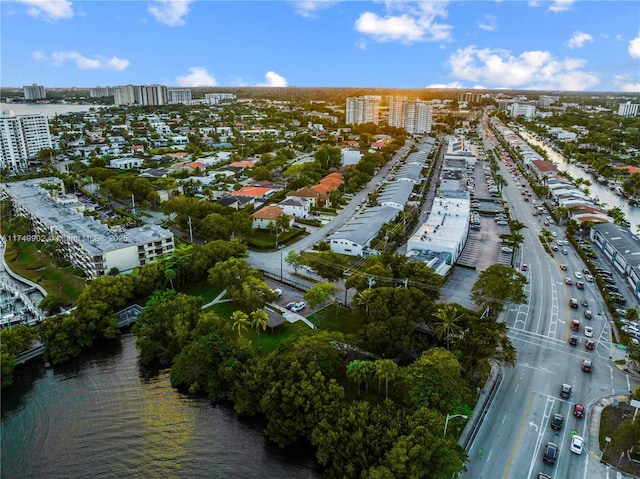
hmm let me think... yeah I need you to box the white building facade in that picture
[0,111,52,173]
[346,96,381,125]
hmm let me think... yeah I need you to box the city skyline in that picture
[1,0,639,93]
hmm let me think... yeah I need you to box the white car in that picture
[501,246,513,253]
[271,288,282,297]
[290,301,306,313]
[575,272,583,279]
[570,435,584,454]
[584,326,594,338]
[585,274,594,282]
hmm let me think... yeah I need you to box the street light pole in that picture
[443,414,469,438]
[280,247,283,281]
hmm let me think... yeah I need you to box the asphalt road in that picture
[461,133,638,479]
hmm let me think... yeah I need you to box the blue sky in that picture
[2,0,639,92]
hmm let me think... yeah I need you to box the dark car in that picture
[560,383,572,398]
[576,281,585,290]
[603,277,616,285]
[606,285,619,293]
[543,442,558,464]
[581,298,589,307]
[570,298,579,309]
[569,335,579,346]
[615,296,628,305]
[574,403,585,418]
[551,413,564,430]
[586,339,596,350]
[584,310,592,319]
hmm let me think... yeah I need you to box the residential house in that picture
[278,196,310,219]
[252,205,292,230]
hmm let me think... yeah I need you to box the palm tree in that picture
[375,359,398,400]
[354,289,375,317]
[361,361,376,394]
[250,309,269,350]
[346,360,367,396]
[231,311,250,337]
[433,304,465,350]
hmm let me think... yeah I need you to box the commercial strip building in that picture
[590,223,640,299]
[1,178,174,279]
[0,111,52,173]
[327,137,434,257]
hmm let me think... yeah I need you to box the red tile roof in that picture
[229,160,257,168]
[232,186,273,197]
[252,205,285,220]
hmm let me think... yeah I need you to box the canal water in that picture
[522,133,640,232]
[1,333,320,479]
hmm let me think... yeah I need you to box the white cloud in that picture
[447,45,599,91]
[176,67,216,87]
[528,0,574,12]
[148,0,193,26]
[355,38,367,50]
[629,35,640,58]
[292,1,339,18]
[17,0,73,21]
[35,51,130,70]
[614,75,640,93]
[548,0,574,12]
[477,15,496,32]
[258,71,288,87]
[354,2,452,44]
[425,82,466,89]
[568,32,593,49]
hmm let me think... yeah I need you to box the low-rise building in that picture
[1,178,174,279]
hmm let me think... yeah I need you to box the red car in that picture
[574,403,585,419]
[586,340,596,350]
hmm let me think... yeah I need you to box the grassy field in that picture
[599,402,640,477]
[308,304,363,334]
[3,241,86,305]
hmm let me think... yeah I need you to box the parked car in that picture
[560,383,572,398]
[606,285,619,293]
[570,435,584,455]
[565,277,573,285]
[521,264,528,271]
[574,272,583,279]
[569,335,579,346]
[571,319,581,331]
[585,274,594,282]
[585,339,596,350]
[290,301,306,313]
[573,403,585,418]
[582,358,593,372]
[576,281,584,290]
[581,299,589,307]
[570,298,579,309]
[501,246,514,254]
[584,310,592,319]
[584,326,594,338]
[560,264,568,271]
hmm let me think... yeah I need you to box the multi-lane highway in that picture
[461,141,638,479]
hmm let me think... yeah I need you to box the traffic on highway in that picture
[460,118,639,479]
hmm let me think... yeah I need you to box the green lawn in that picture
[246,320,310,354]
[179,280,225,305]
[4,241,86,305]
[308,304,364,335]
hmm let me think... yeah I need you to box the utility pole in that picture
[188,216,193,243]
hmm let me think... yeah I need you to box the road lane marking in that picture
[503,392,534,479]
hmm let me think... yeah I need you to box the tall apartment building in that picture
[345,95,381,125]
[89,86,113,98]
[114,85,136,106]
[457,91,482,103]
[618,101,639,117]
[113,85,168,106]
[204,93,236,104]
[1,178,175,279]
[0,111,52,173]
[23,84,46,100]
[168,88,192,104]
[508,103,536,118]
[387,97,433,134]
[136,84,168,106]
